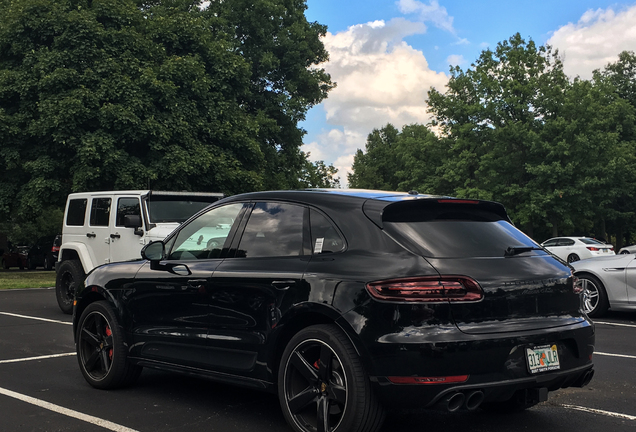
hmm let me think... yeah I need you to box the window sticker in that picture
[314,238,325,254]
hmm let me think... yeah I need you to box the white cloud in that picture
[397,0,455,34]
[306,18,449,185]
[304,129,364,181]
[446,54,465,66]
[548,5,636,80]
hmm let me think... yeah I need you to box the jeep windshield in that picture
[146,193,223,223]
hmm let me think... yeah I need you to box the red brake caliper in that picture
[105,326,113,360]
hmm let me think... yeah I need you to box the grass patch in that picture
[0,270,56,289]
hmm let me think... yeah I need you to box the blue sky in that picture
[301,0,636,184]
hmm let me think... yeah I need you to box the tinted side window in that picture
[310,209,344,254]
[559,239,575,246]
[169,203,243,260]
[90,198,112,227]
[237,202,305,258]
[66,199,87,226]
[116,198,141,227]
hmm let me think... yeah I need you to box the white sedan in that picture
[618,244,636,254]
[571,254,636,317]
[541,236,614,263]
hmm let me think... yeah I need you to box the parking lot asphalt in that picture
[1,288,635,432]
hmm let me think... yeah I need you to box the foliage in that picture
[348,124,401,190]
[296,154,340,188]
[0,0,333,242]
[349,34,636,244]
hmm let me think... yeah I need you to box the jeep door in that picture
[109,196,146,262]
[86,196,114,267]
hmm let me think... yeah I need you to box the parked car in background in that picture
[73,189,594,432]
[541,236,614,263]
[56,190,223,313]
[571,253,636,317]
[1,245,28,269]
[618,244,636,254]
[27,235,61,270]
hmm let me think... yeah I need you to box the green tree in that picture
[394,124,445,194]
[0,0,333,239]
[426,33,636,240]
[207,0,334,190]
[427,34,570,235]
[594,51,636,247]
[348,124,401,190]
[296,154,340,188]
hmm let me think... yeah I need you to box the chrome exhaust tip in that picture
[465,390,485,411]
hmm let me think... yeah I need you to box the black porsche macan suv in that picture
[73,189,594,432]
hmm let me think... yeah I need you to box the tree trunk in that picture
[551,217,558,237]
[524,222,534,239]
[599,218,607,243]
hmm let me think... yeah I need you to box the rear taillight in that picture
[586,247,600,251]
[573,276,583,294]
[366,276,483,302]
[52,246,60,252]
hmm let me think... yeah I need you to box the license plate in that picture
[526,344,560,374]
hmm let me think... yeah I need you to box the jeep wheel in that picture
[56,260,85,314]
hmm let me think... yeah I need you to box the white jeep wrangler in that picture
[55,190,223,313]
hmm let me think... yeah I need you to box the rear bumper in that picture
[371,363,594,408]
[339,310,595,408]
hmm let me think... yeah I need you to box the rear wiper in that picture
[504,246,543,257]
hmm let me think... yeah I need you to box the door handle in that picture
[110,233,121,239]
[187,279,207,288]
[86,233,96,238]
[272,280,295,290]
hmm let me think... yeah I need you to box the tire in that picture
[44,258,52,271]
[27,258,36,270]
[567,254,580,263]
[76,301,142,389]
[579,274,609,318]
[620,250,630,254]
[278,324,385,432]
[55,260,85,314]
[2,259,7,269]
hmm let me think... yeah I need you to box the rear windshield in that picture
[382,202,544,258]
[579,238,605,245]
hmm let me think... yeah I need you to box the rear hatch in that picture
[379,199,585,334]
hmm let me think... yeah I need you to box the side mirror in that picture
[124,215,142,228]
[124,215,144,236]
[141,241,165,261]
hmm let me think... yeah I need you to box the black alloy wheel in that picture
[76,301,141,389]
[55,260,84,314]
[567,253,580,263]
[278,325,385,432]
